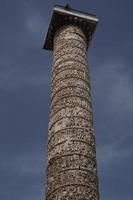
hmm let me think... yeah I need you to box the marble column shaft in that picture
[45,25,99,200]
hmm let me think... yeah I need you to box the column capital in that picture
[43,5,99,51]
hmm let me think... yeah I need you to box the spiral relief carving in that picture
[45,25,99,200]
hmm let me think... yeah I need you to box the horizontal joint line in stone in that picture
[47,169,97,188]
[48,139,95,152]
[53,51,87,64]
[53,53,87,66]
[54,30,87,44]
[52,67,89,83]
[50,105,92,119]
[51,85,90,102]
[48,127,95,145]
[52,76,90,89]
[48,115,92,131]
[52,58,87,70]
[55,167,96,175]
[51,95,91,108]
[46,183,97,198]
[53,44,86,58]
[52,55,88,72]
[54,44,86,57]
[54,38,86,50]
[50,106,92,123]
[47,153,96,168]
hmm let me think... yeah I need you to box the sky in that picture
[0,0,133,200]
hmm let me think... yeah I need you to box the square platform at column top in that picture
[43,5,99,51]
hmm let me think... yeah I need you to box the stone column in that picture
[45,25,99,200]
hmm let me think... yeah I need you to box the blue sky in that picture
[0,0,133,200]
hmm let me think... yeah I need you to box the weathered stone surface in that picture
[51,96,92,117]
[45,25,99,200]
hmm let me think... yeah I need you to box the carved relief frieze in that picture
[45,25,99,200]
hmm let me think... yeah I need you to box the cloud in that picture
[22,0,46,37]
[110,73,133,111]
[0,153,44,200]
[92,59,133,159]
[0,65,50,92]
[92,60,133,113]
[97,134,133,167]
[0,0,49,92]
[25,13,45,36]
[1,154,42,176]
[91,60,133,200]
